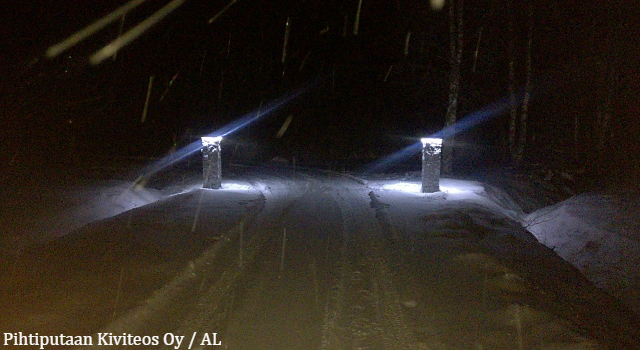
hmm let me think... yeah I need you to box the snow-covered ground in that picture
[2,164,640,349]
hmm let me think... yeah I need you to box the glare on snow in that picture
[381,182,464,194]
[200,182,253,191]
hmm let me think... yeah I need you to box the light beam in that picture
[133,84,313,184]
[363,93,527,174]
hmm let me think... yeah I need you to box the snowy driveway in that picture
[2,168,640,349]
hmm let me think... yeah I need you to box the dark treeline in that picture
[1,0,638,188]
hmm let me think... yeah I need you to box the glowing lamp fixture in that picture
[202,136,223,146]
[421,138,442,148]
[201,136,223,189]
[420,137,442,193]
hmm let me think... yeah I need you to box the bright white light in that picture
[201,136,223,146]
[421,137,442,147]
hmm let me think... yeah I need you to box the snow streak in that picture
[90,0,188,65]
[46,0,150,59]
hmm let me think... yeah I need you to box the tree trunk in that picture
[472,25,483,73]
[442,0,463,174]
[507,0,517,162]
[515,3,533,164]
[573,114,579,162]
[597,68,614,154]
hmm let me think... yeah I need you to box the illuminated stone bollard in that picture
[421,138,442,193]
[201,136,223,189]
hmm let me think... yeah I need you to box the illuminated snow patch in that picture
[166,181,254,195]
[383,182,422,193]
[442,179,485,194]
[440,186,464,194]
[199,181,254,192]
[379,179,483,195]
[381,182,461,194]
[220,182,254,191]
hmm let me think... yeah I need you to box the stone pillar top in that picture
[202,136,223,146]
[421,137,442,147]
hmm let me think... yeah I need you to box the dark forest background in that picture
[1,0,638,189]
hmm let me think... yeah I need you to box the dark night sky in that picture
[1,0,639,178]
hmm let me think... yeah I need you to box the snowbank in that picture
[2,181,164,251]
[525,193,640,313]
[365,174,640,314]
[1,176,262,252]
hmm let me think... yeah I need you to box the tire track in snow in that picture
[78,174,310,349]
[220,174,351,349]
[322,184,417,350]
[167,177,313,349]
[164,218,271,349]
[78,196,266,349]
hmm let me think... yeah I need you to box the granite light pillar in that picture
[421,138,442,193]
[201,136,222,189]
